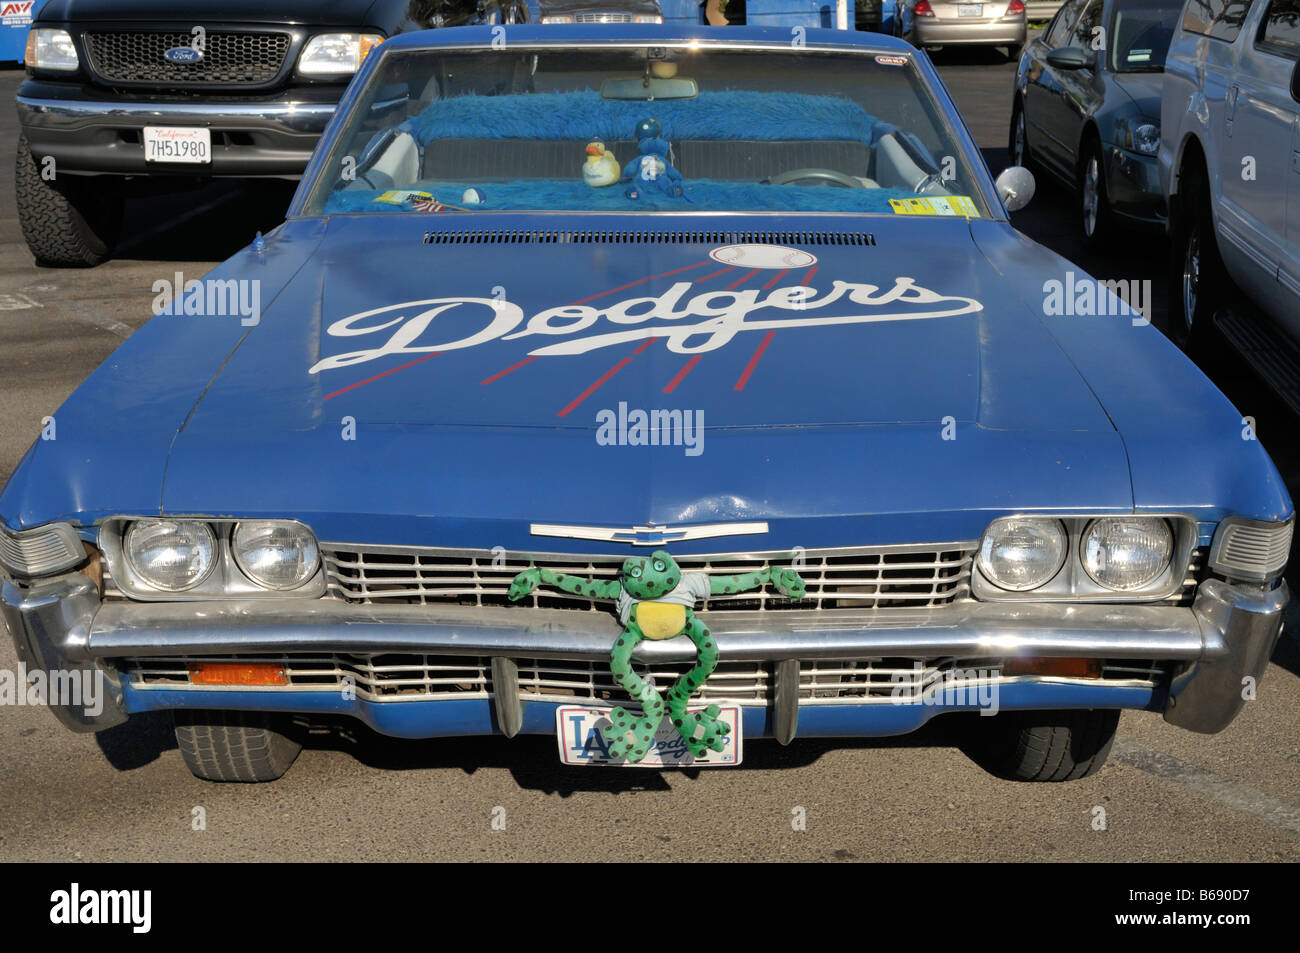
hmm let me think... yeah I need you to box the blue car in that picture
[1,25,1291,782]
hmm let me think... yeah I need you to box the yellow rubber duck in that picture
[583,140,620,188]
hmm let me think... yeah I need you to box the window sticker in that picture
[889,196,980,217]
[374,189,433,205]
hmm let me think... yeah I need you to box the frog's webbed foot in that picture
[672,703,730,757]
[600,706,661,763]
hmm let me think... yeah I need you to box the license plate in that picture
[556,702,743,767]
[143,126,211,164]
[958,3,982,14]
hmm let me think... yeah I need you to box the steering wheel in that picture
[766,168,865,188]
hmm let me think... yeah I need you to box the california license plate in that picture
[143,126,211,163]
[958,3,982,14]
[556,702,743,767]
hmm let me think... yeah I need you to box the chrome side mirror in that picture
[995,166,1036,212]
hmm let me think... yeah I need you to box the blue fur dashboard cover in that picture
[408,90,877,143]
[324,179,920,213]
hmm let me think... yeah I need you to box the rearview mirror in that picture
[995,166,1036,212]
[601,76,699,101]
[1046,47,1092,70]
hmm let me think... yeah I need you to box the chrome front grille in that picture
[83,30,290,85]
[320,543,977,612]
[124,654,1169,704]
[574,13,635,21]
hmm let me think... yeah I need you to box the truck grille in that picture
[83,30,290,85]
[124,654,1169,704]
[320,543,976,612]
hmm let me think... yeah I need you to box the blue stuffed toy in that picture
[622,117,687,201]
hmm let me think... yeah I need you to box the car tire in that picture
[1078,138,1112,247]
[1168,157,1227,352]
[1005,43,1022,61]
[174,709,303,783]
[1008,98,1032,170]
[15,134,121,268]
[964,709,1120,781]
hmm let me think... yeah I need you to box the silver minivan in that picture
[1159,0,1300,347]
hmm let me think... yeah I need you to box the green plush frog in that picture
[509,550,806,763]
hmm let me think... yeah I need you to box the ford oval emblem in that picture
[163,46,203,64]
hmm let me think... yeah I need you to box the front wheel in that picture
[963,709,1120,781]
[1008,99,1031,170]
[1079,142,1112,246]
[174,710,303,782]
[15,134,121,267]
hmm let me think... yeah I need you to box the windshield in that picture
[303,45,991,218]
[1109,0,1181,72]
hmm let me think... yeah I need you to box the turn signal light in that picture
[1003,657,1102,679]
[188,662,289,686]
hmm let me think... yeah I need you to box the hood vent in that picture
[421,229,876,247]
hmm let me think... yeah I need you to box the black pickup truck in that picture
[15,0,477,266]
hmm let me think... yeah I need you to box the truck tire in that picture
[15,134,121,267]
[174,709,303,783]
[964,709,1120,781]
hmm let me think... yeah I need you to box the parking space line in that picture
[1112,738,1300,834]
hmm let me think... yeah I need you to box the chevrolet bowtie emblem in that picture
[530,521,769,546]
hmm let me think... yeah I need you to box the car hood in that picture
[37,0,380,26]
[147,213,1136,549]
[180,214,1115,432]
[3,213,1286,551]
[1109,71,1164,121]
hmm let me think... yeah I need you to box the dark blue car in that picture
[0,25,1291,782]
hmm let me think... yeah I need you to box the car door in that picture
[1215,0,1294,308]
[1246,0,1300,331]
[1035,0,1107,177]
[1024,0,1089,172]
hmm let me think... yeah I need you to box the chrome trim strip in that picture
[529,521,769,545]
[16,94,337,122]
[84,598,1221,662]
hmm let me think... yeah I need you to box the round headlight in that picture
[978,518,1067,591]
[1082,518,1172,591]
[232,521,319,590]
[125,520,217,592]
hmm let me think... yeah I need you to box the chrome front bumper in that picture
[2,573,1287,736]
[16,89,338,176]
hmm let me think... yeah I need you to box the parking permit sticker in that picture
[375,189,433,205]
[875,54,908,66]
[890,196,980,217]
